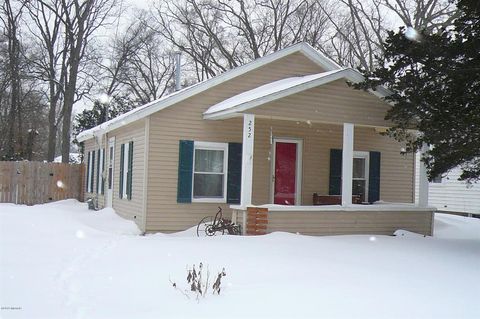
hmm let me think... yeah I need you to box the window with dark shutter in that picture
[96,149,100,194]
[119,144,124,199]
[329,149,342,195]
[227,142,242,204]
[329,149,381,203]
[101,148,106,195]
[177,140,194,203]
[127,141,133,200]
[368,151,381,203]
[86,151,91,192]
[91,150,96,193]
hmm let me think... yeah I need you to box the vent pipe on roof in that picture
[174,52,182,91]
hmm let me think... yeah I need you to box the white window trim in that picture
[122,142,130,199]
[353,151,369,201]
[87,151,94,193]
[97,149,104,194]
[192,141,229,203]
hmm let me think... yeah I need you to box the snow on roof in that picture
[76,83,200,142]
[203,68,387,120]
[76,42,341,142]
[54,153,82,164]
[203,69,344,117]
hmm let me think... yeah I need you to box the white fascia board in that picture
[77,43,341,142]
[300,44,341,71]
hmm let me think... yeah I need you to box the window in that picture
[352,152,369,202]
[97,148,105,194]
[86,151,95,193]
[108,145,114,189]
[119,141,133,200]
[122,143,129,198]
[192,142,228,202]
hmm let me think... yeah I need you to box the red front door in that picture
[274,141,297,205]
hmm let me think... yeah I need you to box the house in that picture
[415,155,480,216]
[77,43,435,236]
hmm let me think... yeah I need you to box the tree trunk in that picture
[47,104,57,161]
[61,53,80,163]
[47,77,59,162]
[61,86,75,163]
[5,0,21,159]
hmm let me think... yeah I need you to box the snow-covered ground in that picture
[1,200,479,319]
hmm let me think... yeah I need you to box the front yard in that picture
[1,200,479,318]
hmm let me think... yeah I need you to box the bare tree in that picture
[381,0,459,32]
[319,0,460,71]
[24,0,68,162]
[38,0,120,163]
[153,0,333,80]
[99,15,175,105]
[0,0,25,159]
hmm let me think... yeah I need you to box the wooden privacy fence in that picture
[0,161,85,205]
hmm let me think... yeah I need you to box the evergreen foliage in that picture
[73,95,135,143]
[354,0,480,181]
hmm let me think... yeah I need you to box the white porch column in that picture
[418,143,430,208]
[240,114,255,207]
[341,123,354,206]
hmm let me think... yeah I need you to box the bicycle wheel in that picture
[197,216,225,237]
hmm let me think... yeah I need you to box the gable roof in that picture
[77,43,342,142]
[204,68,388,120]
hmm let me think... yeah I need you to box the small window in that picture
[192,142,228,202]
[120,141,134,200]
[352,153,369,202]
[87,151,95,193]
[97,149,105,194]
[108,145,114,189]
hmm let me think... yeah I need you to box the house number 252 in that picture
[247,120,253,138]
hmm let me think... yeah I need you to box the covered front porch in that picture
[203,70,435,236]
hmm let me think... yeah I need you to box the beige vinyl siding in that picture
[250,79,391,128]
[266,210,433,236]
[109,121,146,230]
[145,52,414,233]
[146,52,324,232]
[147,116,243,232]
[83,138,105,208]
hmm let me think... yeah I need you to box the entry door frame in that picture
[106,136,115,207]
[270,138,303,205]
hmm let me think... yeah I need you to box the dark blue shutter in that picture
[177,140,194,203]
[227,142,242,204]
[86,151,90,192]
[368,151,381,203]
[91,150,96,194]
[101,148,105,195]
[96,149,100,194]
[127,141,133,200]
[329,149,342,195]
[119,144,124,199]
